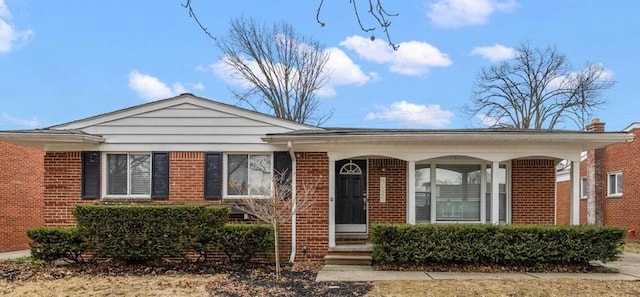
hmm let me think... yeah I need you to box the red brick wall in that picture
[168,152,206,203]
[43,152,96,226]
[601,128,640,232]
[511,159,556,224]
[0,142,44,252]
[557,128,640,233]
[368,158,406,226]
[292,152,329,260]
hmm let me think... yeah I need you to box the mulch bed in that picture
[0,260,372,297]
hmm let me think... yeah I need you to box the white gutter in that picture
[287,141,298,263]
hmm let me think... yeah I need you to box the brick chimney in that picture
[587,118,605,132]
[586,118,604,225]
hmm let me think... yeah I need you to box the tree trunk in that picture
[274,225,280,279]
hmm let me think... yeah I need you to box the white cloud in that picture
[128,70,189,101]
[470,44,516,62]
[365,100,454,128]
[2,112,39,128]
[0,0,33,53]
[209,46,374,98]
[427,0,517,28]
[340,36,452,76]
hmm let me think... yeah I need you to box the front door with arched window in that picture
[335,159,367,233]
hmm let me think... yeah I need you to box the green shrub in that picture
[27,227,89,264]
[212,224,274,263]
[73,205,228,263]
[371,224,624,266]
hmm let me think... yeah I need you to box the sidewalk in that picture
[316,253,640,282]
[0,250,30,260]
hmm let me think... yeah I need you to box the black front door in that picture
[335,159,367,233]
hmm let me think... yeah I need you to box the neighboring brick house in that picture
[0,94,630,259]
[557,120,640,234]
[0,141,44,252]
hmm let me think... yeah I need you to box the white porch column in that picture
[491,161,500,224]
[328,160,336,247]
[480,163,487,223]
[570,160,580,225]
[407,161,416,224]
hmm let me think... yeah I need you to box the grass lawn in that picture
[3,276,640,297]
[369,280,640,297]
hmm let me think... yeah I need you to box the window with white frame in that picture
[106,153,151,196]
[415,159,509,223]
[580,177,587,199]
[607,172,622,197]
[227,154,272,196]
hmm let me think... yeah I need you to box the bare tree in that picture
[466,43,614,130]
[233,171,319,278]
[217,17,331,125]
[316,0,399,50]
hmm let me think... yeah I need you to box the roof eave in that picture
[263,132,633,148]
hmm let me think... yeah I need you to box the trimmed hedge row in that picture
[372,224,624,265]
[27,205,273,264]
[73,205,229,263]
[209,224,274,263]
[27,227,89,264]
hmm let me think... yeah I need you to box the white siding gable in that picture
[50,94,316,151]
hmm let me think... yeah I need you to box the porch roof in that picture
[262,128,633,151]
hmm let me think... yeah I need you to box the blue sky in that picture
[0,0,638,131]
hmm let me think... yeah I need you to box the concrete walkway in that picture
[316,253,640,282]
[0,250,30,260]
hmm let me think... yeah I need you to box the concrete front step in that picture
[324,254,373,265]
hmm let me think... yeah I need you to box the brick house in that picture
[0,94,631,259]
[0,141,44,252]
[557,120,640,234]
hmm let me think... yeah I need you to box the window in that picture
[106,153,151,196]
[580,177,587,199]
[227,154,272,196]
[608,172,622,197]
[415,160,509,223]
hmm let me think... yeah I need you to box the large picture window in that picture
[106,153,151,196]
[227,154,272,196]
[415,160,509,223]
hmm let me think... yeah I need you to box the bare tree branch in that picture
[233,171,320,278]
[216,17,331,125]
[316,0,399,50]
[181,0,216,40]
[466,43,614,130]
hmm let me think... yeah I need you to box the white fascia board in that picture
[264,132,633,150]
[43,143,288,152]
[0,132,104,144]
[52,94,318,131]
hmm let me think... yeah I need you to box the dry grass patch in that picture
[1,274,216,297]
[624,241,640,254]
[368,279,640,297]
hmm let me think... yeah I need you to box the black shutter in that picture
[151,152,170,199]
[204,152,223,199]
[81,151,101,199]
[273,151,292,198]
[273,151,292,177]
